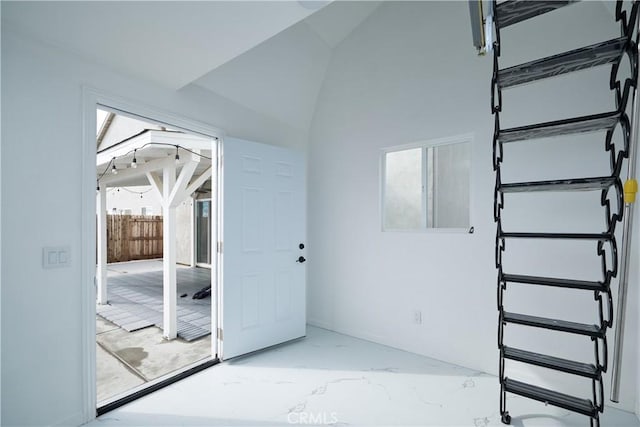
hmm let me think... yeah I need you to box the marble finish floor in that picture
[88,327,639,427]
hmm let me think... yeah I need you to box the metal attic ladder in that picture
[484,1,640,426]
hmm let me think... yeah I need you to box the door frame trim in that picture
[81,87,224,423]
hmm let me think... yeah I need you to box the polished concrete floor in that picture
[88,327,638,427]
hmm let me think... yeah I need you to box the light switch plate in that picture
[43,246,71,269]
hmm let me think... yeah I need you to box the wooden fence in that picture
[107,215,163,263]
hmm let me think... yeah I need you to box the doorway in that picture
[83,90,308,424]
[93,104,220,414]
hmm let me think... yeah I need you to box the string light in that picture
[96,142,214,187]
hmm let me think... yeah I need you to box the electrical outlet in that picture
[413,310,422,325]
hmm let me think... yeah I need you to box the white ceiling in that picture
[2,1,328,90]
[303,1,381,48]
[193,1,381,130]
[193,20,332,131]
[3,1,381,131]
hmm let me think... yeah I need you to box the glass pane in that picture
[384,148,423,229]
[432,142,470,228]
[196,200,211,264]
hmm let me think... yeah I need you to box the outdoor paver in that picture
[97,265,211,340]
[180,312,204,322]
[191,317,210,327]
[121,320,154,332]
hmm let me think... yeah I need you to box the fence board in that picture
[107,215,163,263]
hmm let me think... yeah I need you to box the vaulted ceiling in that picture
[3,1,381,132]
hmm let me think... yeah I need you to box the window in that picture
[382,137,471,231]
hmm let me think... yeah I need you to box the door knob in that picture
[296,256,306,263]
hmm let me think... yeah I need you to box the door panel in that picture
[222,138,306,359]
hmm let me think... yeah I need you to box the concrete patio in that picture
[97,260,214,404]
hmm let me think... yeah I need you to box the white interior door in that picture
[222,137,306,359]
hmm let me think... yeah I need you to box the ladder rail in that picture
[610,11,640,402]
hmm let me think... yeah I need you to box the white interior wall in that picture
[0,29,304,426]
[308,0,638,412]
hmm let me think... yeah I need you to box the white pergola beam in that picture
[184,166,213,198]
[148,131,213,152]
[100,156,175,186]
[146,171,163,203]
[96,132,152,165]
[96,186,108,304]
[168,153,200,208]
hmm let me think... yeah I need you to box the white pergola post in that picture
[96,186,108,304]
[163,163,178,340]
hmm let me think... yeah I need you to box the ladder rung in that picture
[499,111,621,143]
[496,0,580,29]
[504,378,597,417]
[500,176,616,193]
[503,346,599,379]
[500,232,612,240]
[502,274,605,291]
[503,312,604,338]
[498,37,627,89]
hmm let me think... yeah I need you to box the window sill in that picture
[382,227,473,234]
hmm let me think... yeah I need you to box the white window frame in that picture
[380,133,474,233]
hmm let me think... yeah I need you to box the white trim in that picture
[216,140,225,360]
[383,227,472,234]
[94,96,223,140]
[379,133,474,153]
[81,89,98,424]
[379,133,474,234]
[212,141,221,359]
[81,86,224,423]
